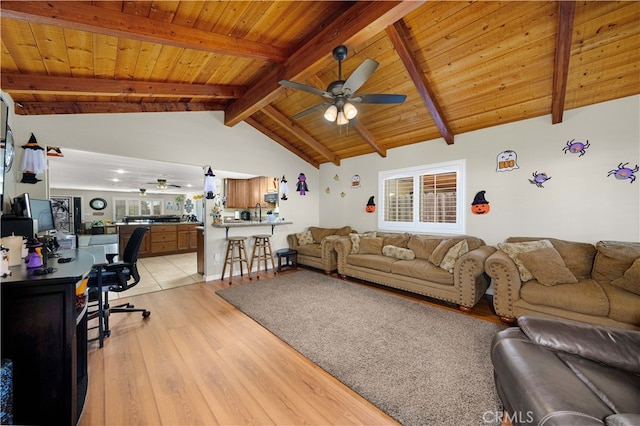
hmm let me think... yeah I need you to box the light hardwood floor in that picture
[81,266,501,425]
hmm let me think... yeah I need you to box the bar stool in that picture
[221,236,251,284]
[250,234,276,279]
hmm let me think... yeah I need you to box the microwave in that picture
[264,193,278,203]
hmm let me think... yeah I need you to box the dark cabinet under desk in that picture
[1,249,94,425]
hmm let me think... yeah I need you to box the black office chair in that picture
[87,226,150,347]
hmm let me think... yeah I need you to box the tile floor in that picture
[108,252,201,299]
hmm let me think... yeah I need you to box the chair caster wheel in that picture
[142,311,151,319]
[104,330,111,337]
[129,304,135,309]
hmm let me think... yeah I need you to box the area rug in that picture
[217,270,505,426]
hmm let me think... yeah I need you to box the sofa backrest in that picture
[592,240,640,283]
[308,226,351,243]
[506,237,596,281]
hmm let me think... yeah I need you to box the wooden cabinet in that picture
[225,178,249,208]
[177,224,199,251]
[226,176,275,208]
[119,224,199,258]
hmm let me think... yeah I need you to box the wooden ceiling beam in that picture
[262,105,340,166]
[224,1,426,127]
[551,1,576,124]
[2,74,244,99]
[13,101,226,115]
[245,118,320,169]
[386,20,454,145]
[0,1,288,63]
[352,121,387,157]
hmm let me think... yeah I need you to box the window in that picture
[378,160,466,234]
[114,198,163,221]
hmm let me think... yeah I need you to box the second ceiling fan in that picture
[279,45,406,125]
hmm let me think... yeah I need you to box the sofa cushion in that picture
[382,245,416,260]
[391,258,454,285]
[592,241,640,283]
[520,279,610,317]
[359,237,383,255]
[407,235,443,260]
[377,232,410,248]
[439,239,469,273]
[498,240,554,282]
[610,258,640,295]
[347,253,397,273]
[296,230,315,246]
[308,226,351,243]
[429,239,459,265]
[349,232,376,254]
[599,282,640,325]
[295,243,321,257]
[517,247,578,286]
[506,237,596,281]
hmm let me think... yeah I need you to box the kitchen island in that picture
[118,223,202,258]
[212,220,293,238]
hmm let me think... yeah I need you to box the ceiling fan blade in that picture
[292,103,332,120]
[279,80,332,98]
[343,58,379,95]
[351,94,407,104]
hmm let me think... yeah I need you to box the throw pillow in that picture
[429,239,459,266]
[350,232,376,254]
[611,258,640,295]
[439,240,469,273]
[296,230,315,246]
[517,247,578,286]
[382,245,416,260]
[359,237,383,255]
[498,240,553,282]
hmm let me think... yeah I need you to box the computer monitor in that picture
[12,192,31,217]
[29,198,55,234]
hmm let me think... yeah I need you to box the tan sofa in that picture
[334,232,495,312]
[485,237,640,330]
[286,226,353,273]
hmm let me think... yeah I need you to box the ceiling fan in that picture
[146,178,181,190]
[279,45,406,125]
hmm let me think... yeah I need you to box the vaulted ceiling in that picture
[2,1,639,169]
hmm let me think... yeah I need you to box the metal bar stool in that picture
[249,234,276,279]
[221,236,251,284]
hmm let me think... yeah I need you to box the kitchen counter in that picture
[118,223,201,258]
[212,220,292,237]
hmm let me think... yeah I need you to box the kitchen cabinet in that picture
[226,176,275,208]
[119,224,199,258]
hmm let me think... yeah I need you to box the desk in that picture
[1,248,98,425]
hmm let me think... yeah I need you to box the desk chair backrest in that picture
[117,226,148,287]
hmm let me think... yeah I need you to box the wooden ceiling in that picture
[2,1,639,168]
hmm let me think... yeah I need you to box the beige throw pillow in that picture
[296,230,315,246]
[429,239,459,266]
[498,240,553,282]
[359,237,383,255]
[611,258,640,295]
[382,245,416,260]
[350,232,376,254]
[517,247,578,286]
[439,240,469,273]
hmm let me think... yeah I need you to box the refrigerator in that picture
[50,196,82,248]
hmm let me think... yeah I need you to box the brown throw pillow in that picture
[517,247,578,286]
[429,239,459,266]
[611,258,640,295]
[359,237,383,255]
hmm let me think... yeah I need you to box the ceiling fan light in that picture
[139,188,147,196]
[336,110,349,125]
[324,105,338,122]
[343,102,358,119]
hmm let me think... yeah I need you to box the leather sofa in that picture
[491,316,640,426]
[485,238,640,330]
[334,232,495,312]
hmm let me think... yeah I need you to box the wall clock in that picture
[89,197,107,210]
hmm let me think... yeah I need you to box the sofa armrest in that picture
[320,235,342,273]
[606,414,640,426]
[518,316,640,374]
[454,245,496,308]
[485,250,523,318]
[334,237,352,276]
[286,233,299,249]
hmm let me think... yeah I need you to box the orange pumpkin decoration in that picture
[366,196,376,213]
[471,190,490,215]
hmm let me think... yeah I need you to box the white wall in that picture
[3,98,318,279]
[318,95,640,246]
